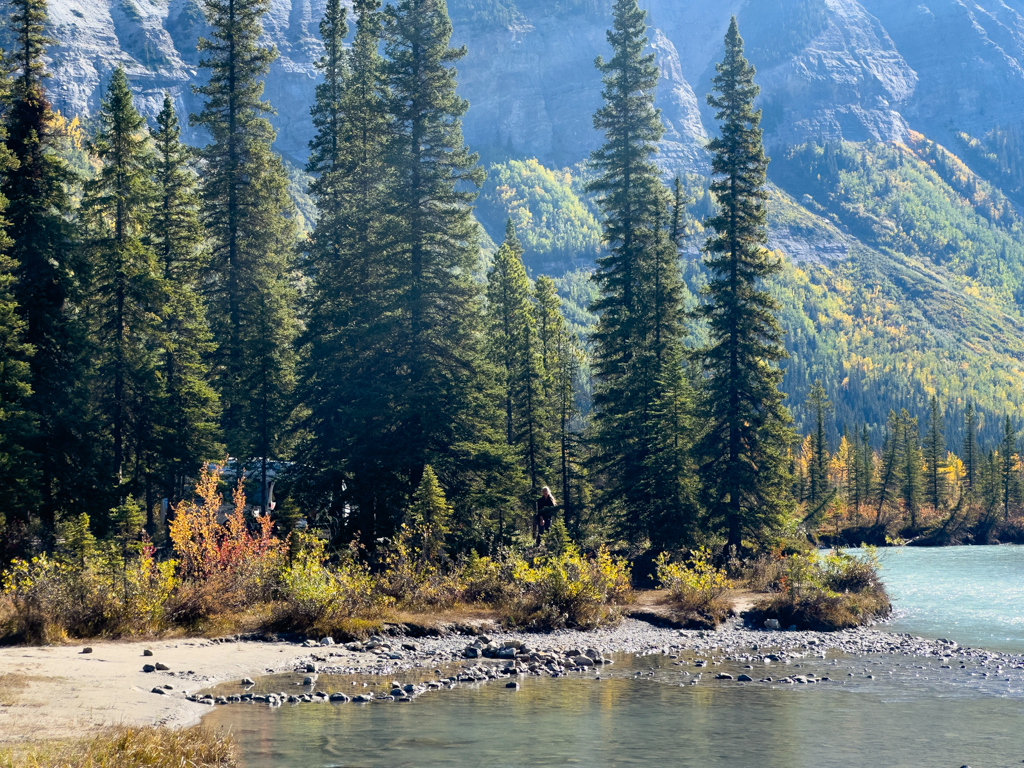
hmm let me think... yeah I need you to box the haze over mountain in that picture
[20,0,1024,442]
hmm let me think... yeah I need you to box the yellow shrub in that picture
[279,534,379,625]
[655,547,732,610]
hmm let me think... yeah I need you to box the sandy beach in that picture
[0,637,327,742]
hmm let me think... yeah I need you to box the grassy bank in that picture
[743,548,891,631]
[0,726,236,768]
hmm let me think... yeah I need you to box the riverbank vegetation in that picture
[0,0,893,642]
[0,726,236,768]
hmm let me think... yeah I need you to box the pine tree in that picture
[844,426,858,513]
[964,402,979,494]
[81,67,161,499]
[1001,415,1018,521]
[192,0,298,510]
[587,0,694,548]
[299,0,395,539]
[696,17,793,552]
[861,424,874,508]
[3,0,85,531]
[875,410,903,525]
[0,58,37,521]
[901,410,924,530]
[486,221,550,494]
[380,0,511,541]
[406,464,452,559]
[807,381,832,505]
[150,94,219,506]
[533,275,561,395]
[924,395,946,510]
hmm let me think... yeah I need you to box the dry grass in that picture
[0,673,50,707]
[0,726,237,768]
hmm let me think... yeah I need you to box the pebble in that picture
[143,649,153,657]
[81,647,92,654]
[190,620,1021,714]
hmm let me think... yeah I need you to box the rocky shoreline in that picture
[186,617,1022,708]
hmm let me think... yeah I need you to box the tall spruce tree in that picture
[1001,415,1018,520]
[372,0,511,544]
[486,222,550,500]
[587,0,695,548]
[150,94,219,506]
[875,409,903,525]
[299,0,398,538]
[192,0,298,510]
[0,58,37,521]
[696,17,792,552]
[81,67,161,501]
[533,275,561,397]
[3,0,86,531]
[806,380,832,505]
[964,403,979,494]
[924,395,946,510]
[901,410,923,530]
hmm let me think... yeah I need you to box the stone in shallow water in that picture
[506,682,520,690]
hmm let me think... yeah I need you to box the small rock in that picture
[143,664,156,673]
[320,637,335,646]
[143,649,153,657]
[241,678,255,686]
[763,619,781,631]
[303,676,317,686]
[737,674,753,682]
[506,682,520,690]
[151,687,166,695]
[81,647,92,654]
[155,663,170,671]
[715,673,733,680]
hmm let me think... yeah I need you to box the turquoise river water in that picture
[207,545,1024,768]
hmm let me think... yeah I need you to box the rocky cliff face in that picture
[22,0,1024,170]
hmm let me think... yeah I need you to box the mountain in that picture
[22,0,1024,443]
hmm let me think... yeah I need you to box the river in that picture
[207,545,1024,768]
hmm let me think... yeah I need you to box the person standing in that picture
[534,486,557,545]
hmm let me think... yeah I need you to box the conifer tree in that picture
[192,0,298,510]
[0,60,37,522]
[875,410,903,525]
[924,395,946,510]
[807,381,832,505]
[299,0,395,538]
[901,410,923,530]
[81,67,160,497]
[3,0,85,530]
[380,0,511,539]
[150,94,219,505]
[1001,415,1018,521]
[860,423,873,507]
[552,324,585,532]
[587,0,694,548]
[486,221,550,493]
[696,17,792,552]
[964,403,979,493]
[406,464,452,559]
[533,275,561,396]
